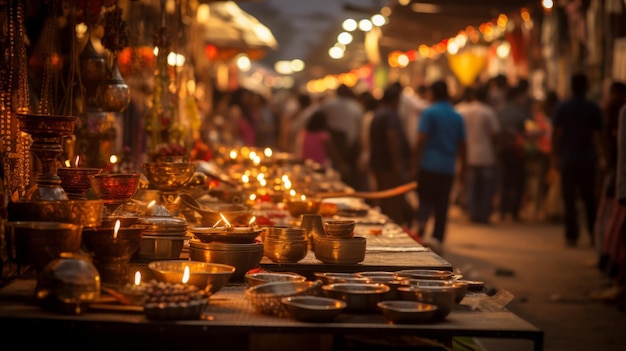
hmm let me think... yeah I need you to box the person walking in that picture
[369,84,412,227]
[412,80,467,253]
[552,73,605,247]
[455,86,500,224]
[497,84,531,222]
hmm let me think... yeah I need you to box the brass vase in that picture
[17,113,78,201]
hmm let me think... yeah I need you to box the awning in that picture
[198,1,278,53]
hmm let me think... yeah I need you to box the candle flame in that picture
[75,155,80,167]
[242,174,249,183]
[249,193,257,201]
[256,173,265,181]
[113,220,121,239]
[259,179,267,187]
[249,151,257,160]
[182,266,190,284]
[289,189,296,197]
[134,271,141,286]
[264,147,272,157]
[300,194,307,201]
[147,200,156,209]
[219,213,231,227]
[248,216,256,225]
[229,149,237,159]
[64,160,71,167]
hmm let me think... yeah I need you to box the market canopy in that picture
[197,1,278,58]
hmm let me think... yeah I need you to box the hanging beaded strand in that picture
[13,0,32,199]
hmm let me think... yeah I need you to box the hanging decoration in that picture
[96,3,131,113]
[448,48,488,86]
[2,0,31,200]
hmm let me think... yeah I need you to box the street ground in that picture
[437,206,626,351]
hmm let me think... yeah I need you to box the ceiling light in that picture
[358,19,373,31]
[337,32,353,45]
[411,3,441,14]
[371,14,386,26]
[342,18,357,32]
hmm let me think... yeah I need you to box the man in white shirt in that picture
[456,86,501,223]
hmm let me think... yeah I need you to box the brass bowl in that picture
[57,167,103,199]
[148,260,235,295]
[188,240,264,280]
[189,226,261,244]
[142,162,197,192]
[394,269,455,281]
[245,280,323,317]
[6,199,104,228]
[313,236,366,264]
[322,283,390,313]
[262,226,306,241]
[90,173,142,205]
[405,279,467,303]
[397,285,456,321]
[137,235,187,260]
[81,226,145,259]
[377,300,438,324]
[281,296,347,322]
[263,238,309,263]
[5,221,84,270]
[323,220,356,238]
[313,272,371,285]
[285,198,321,218]
[194,203,255,227]
[244,272,307,288]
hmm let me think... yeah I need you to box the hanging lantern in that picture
[96,58,130,112]
[448,48,488,86]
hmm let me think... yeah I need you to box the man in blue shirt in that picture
[412,80,467,252]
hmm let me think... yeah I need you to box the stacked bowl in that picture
[188,233,264,280]
[262,226,308,263]
[135,216,189,260]
[313,220,366,264]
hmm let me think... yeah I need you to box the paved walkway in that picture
[436,207,626,351]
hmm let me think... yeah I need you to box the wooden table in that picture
[0,280,543,351]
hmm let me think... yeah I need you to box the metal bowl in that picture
[313,272,371,285]
[90,173,142,204]
[7,199,104,228]
[323,220,356,238]
[81,226,145,259]
[313,236,366,264]
[397,285,456,321]
[285,198,321,218]
[263,238,309,263]
[377,300,438,324]
[394,269,455,281]
[322,283,390,313]
[246,280,323,317]
[5,221,84,270]
[189,240,264,280]
[137,235,187,260]
[281,296,347,322]
[189,226,262,244]
[245,272,307,288]
[196,204,255,227]
[356,273,409,300]
[148,260,235,295]
[142,162,197,192]
[57,167,103,199]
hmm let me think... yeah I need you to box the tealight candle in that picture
[182,266,190,284]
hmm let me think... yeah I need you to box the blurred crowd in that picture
[198,73,626,305]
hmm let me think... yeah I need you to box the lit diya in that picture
[57,156,103,199]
